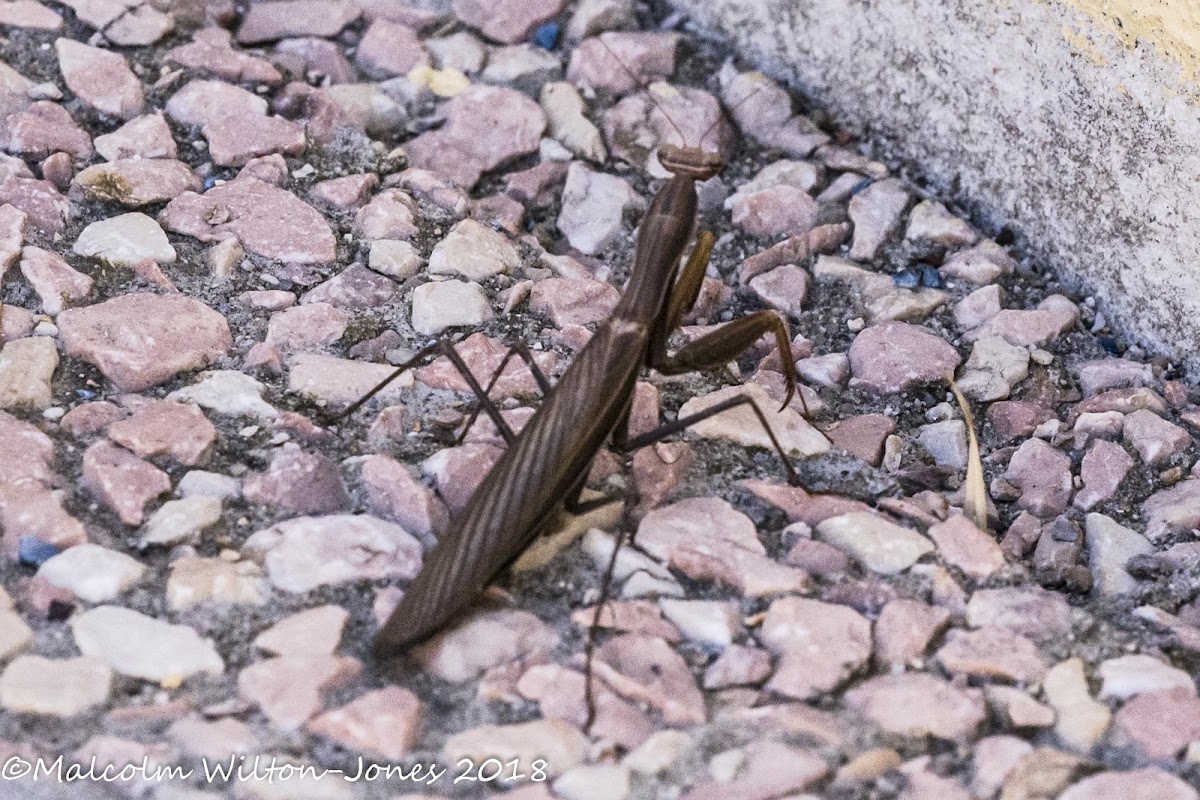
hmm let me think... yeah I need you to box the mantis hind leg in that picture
[330,338,517,444]
[456,342,554,446]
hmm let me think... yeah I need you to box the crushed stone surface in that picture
[0,0,1197,798]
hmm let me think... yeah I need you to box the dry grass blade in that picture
[948,378,988,531]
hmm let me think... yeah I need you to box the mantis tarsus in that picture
[337,85,813,726]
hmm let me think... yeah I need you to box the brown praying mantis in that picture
[335,77,820,720]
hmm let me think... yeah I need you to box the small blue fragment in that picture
[75,388,96,400]
[849,177,875,196]
[1098,336,1122,355]
[533,22,559,50]
[893,268,919,289]
[920,266,944,289]
[18,536,59,567]
[203,176,219,190]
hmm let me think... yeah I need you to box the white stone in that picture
[622,730,691,775]
[557,161,640,255]
[1098,654,1196,700]
[0,656,111,716]
[0,610,32,661]
[582,528,682,598]
[177,470,241,500]
[956,335,1030,401]
[725,160,822,209]
[0,336,57,411]
[37,543,146,603]
[70,605,225,682]
[167,556,267,609]
[659,599,742,647]
[427,219,519,281]
[168,370,278,420]
[1042,658,1111,753]
[73,212,176,267]
[141,496,223,546]
[677,382,830,457]
[1084,512,1153,597]
[367,239,422,279]
[541,81,606,162]
[410,279,493,335]
[254,606,348,657]
[918,419,968,470]
[816,512,934,574]
[554,765,631,800]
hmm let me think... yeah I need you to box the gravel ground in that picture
[0,1,1198,799]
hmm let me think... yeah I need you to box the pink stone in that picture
[1073,358,1155,397]
[255,605,348,657]
[1075,386,1169,416]
[826,413,895,465]
[277,39,356,85]
[55,39,143,119]
[0,204,24,277]
[530,277,620,327]
[740,223,851,282]
[265,302,347,352]
[473,193,524,235]
[414,332,556,400]
[300,264,398,309]
[3,101,91,159]
[570,600,681,642]
[0,177,69,234]
[632,442,693,513]
[784,538,851,579]
[636,496,811,596]
[747,264,809,317]
[603,85,733,173]
[966,295,1078,347]
[966,586,1072,640]
[935,626,1045,683]
[453,0,565,43]
[307,686,421,761]
[81,440,170,525]
[1074,439,1134,511]
[93,114,176,161]
[721,71,830,157]
[358,454,448,543]
[204,113,306,167]
[848,321,961,394]
[873,598,951,666]
[988,400,1053,441]
[1004,437,1073,518]
[422,443,502,513]
[165,28,283,85]
[940,241,1017,284]
[237,0,360,43]
[954,284,1002,329]
[164,80,267,128]
[0,0,61,29]
[733,185,821,239]
[57,293,231,392]
[1110,688,1200,762]
[165,715,254,760]
[681,741,827,800]
[18,245,92,314]
[1122,408,1192,467]
[517,663,656,749]
[596,634,704,725]
[848,178,908,261]
[927,514,1005,579]
[414,608,559,683]
[243,448,351,516]
[844,673,985,741]
[406,86,546,189]
[740,480,876,526]
[356,19,427,77]
[759,596,871,699]
[237,655,362,729]
[106,399,216,467]
[1059,769,1199,800]
[72,158,200,207]
[353,188,417,240]
[60,400,123,439]
[566,32,678,93]
[245,514,421,593]
[310,173,378,210]
[159,177,336,264]
[505,160,567,207]
[703,644,772,689]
